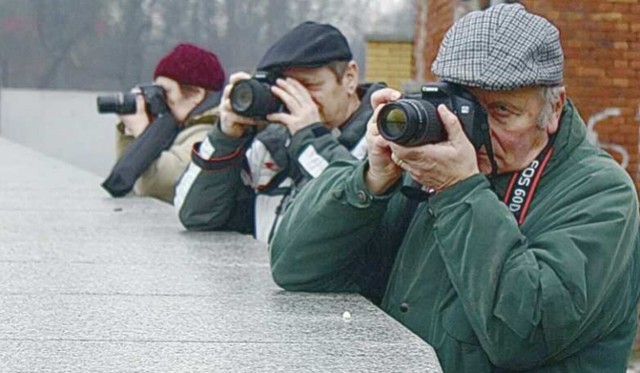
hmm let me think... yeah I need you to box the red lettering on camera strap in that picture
[502,145,554,225]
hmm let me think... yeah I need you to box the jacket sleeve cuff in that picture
[341,161,400,209]
[288,122,329,155]
[190,120,252,171]
[429,174,490,216]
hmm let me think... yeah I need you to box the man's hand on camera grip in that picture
[267,77,321,135]
[219,72,263,139]
[120,95,150,138]
[364,89,404,195]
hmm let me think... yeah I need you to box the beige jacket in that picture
[116,109,217,203]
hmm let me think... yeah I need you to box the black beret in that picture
[257,21,353,72]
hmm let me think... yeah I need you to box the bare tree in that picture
[0,0,414,91]
[32,0,102,88]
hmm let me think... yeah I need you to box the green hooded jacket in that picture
[270,101,640,372]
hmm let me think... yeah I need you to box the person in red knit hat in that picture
[110,43,226,203]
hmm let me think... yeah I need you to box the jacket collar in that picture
[334,82,387,149]
[545,99,587,169]
[184,91,220,128]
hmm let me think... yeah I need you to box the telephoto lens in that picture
[377,99,445,147]
[96,93,137,115]
[230,79,282,119]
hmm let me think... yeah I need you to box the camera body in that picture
[377,82,487,148]
[229,71,285,120]
[97,84,168,117]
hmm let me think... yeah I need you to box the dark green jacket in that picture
[270,101,640,372]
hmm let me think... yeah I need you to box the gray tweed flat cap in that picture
[432,3,564,91]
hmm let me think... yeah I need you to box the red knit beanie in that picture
[153,43,225,91]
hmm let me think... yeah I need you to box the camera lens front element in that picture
[381,108,408,138]
[377,99,443,147]
[230,80,256,113]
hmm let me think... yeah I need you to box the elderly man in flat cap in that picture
[270,4,640,372]
[174,21,385,242]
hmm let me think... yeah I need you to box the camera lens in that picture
[96,95,119,114]
[230,82,254,112]
[96,93,137,115]
[381,108,408,138]
[377,99,443,147]
[230,79,282,119]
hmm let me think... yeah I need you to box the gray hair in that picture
[536,86,563,129]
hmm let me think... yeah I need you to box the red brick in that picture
[590,12,624,21]
[563,12,585,20]
[577,67,607,77]
[607,69,634,78]
[615,23,631,32]
[614,41,630,49]
[621,124,639,135]
[614,60,629,68]
[611,133,629,144]
[598,3,616,11]
[624,51,640,59]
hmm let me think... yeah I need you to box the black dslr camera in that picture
[377,82,487,148]
[97,84,168,117]
[229,71,285,120]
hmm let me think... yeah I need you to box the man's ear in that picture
[547,87,566,135]
[343,61,359,95]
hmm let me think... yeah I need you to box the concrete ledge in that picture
[0,138,442,372]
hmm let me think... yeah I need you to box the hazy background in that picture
[0,0,414,92]
[0,0,414,177]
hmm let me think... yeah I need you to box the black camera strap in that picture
[502,140,555,225]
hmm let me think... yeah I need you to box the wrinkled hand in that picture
[364,88,404,195]
[120,94,149,138]
[267,77,322,135]
[390,105,479,192]
[219,72,265,139]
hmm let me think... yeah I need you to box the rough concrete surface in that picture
[0,138,442,372]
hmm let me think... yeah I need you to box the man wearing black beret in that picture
[270,4,640,372]
[174,21,385,242]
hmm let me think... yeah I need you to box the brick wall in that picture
[365,39,414,90]
[414,0,640,188]
[520,0,640,187]
[414,0,456,82]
